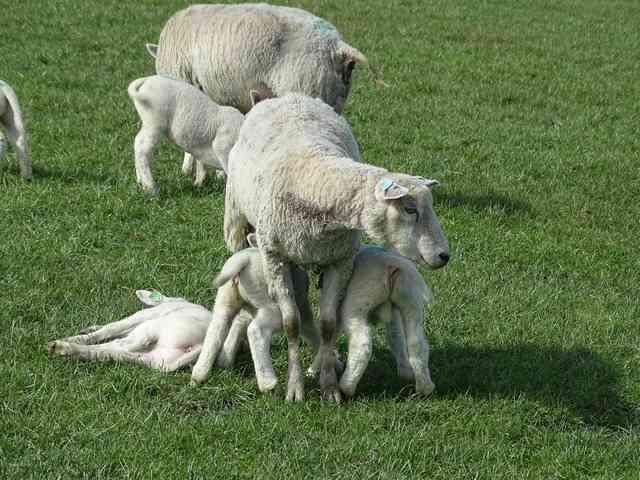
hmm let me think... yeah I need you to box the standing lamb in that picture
[225,93,449,402]
[0,80,32,180]
[152,3,368,114]
[195,242,436,398]
[190,246,326,392]
[48,290,212,372]
[127,75,246,193]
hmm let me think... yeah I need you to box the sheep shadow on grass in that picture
[356,343,637,429]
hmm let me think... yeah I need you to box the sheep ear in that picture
[249,86,273,108]
[136,289,164,306]
[145,43,158,59]
[376,178,409,200]
[420,177,440,189]
[247,233,258,248]
[338,41,368,66]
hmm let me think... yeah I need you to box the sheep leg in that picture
[317,264,353,403]
[337,315,372,398]
[216,309,252,369]
[400,304,435,396]
[190,282,241,385]
[262,251,304,401]
[3,117,32,180]
[383,305,414,381]
[0,130,6,162]
[48,337,152,365]
[246,307,282,393]
[163,346,203,372]
[223,176,250,252]
[181,152,195,176]
[133,128,160,194]
[193,158,208,187]
[60,308,160,345]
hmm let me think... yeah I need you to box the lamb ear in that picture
[376,178,409,200]
[249,86,273,108]
[136,289,164,306]
[246,233,258,248]
[411,176,440,188]
[145,43,158,59]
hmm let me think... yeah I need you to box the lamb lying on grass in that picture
[127,75,246,193]
[152,3,368,114]
[192,238,436,397]
[48,290,212,372]
[225,93,449,401]
[0,80,32,180]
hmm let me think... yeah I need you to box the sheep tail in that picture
[213,253,251,289]
[127,77,148,99]
[145,43,158,59]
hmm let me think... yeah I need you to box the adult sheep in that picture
[225,94,449,402]
[152,3,368,114]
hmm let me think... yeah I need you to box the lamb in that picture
[127,75,245,193]
[47,290,212,372]
[193,240,436,398]
[152,3,368,114]
[190,246,325,392]
[225,93,449,402]
[0,80,32,180]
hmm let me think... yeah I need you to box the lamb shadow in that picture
[356,344,637,429]
[439,190,531,216]
[26,164,113,185]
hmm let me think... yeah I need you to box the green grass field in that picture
[2,0,639,478]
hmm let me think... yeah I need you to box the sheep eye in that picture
[404,206,418,216]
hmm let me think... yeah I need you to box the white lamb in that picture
[127,75,246,193]
[48,290,212,372]
[192,239,435,398]
[151,3,368,114]
[190,246,325,392]
[0,80,32,180]
[225,93,449,402]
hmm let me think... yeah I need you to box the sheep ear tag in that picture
[379,178,409,200]
[150,291,163,303]
[136,289,164,306]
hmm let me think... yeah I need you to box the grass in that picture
[1,0,639,478]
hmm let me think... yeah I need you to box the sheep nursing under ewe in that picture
[0,80,32,180]
[224,93,448,401]
[40,1,450,403]
[191,238,437,398]
[128,74,247,193]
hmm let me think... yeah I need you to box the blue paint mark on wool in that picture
[312,18,338,38]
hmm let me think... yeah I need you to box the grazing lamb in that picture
[190,246,326,392]
[152,3,368,114]
[127,75,245,193]
[48,290,212,372]
[0,80,32,180]
[225,94,449,402]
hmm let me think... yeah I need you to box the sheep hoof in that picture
[258,376,278,393]
[47,341,67,355]
[285,380,304,402]
[417,381,436,397]
[321,385,342,404]
[189,368,208,386]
